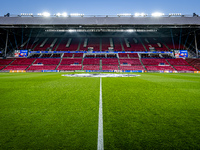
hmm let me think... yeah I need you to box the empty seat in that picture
[102,65,119,70]
[3,65,29,70]
[102,59,119,65]
[83,65,99,70]
[57,65,82,70]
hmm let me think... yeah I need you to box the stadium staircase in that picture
[77,39,82,51]
[139,58,147,71]
[56,58,63,70]
[165,59,177,71]
[186,58,200,70]
[139,38,148,51]
[32,39,41,51]
[118,57,121,70]
[81,58,84,70]
[120,38,125,51]
[100,38,102,51]
[99,59,102,70]
[161,41,170,51]
[54,38,62,51]
[26,59,37,70]
[1,59,15,70]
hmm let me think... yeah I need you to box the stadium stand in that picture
[33,58,60,65]
[74,53,83,58]
[167,58,189,66]
[0,59,14,65]
[61,58,82,65]
[120,65,145,70]
[41,54,52,58]
[119,59,142,65]
[102,58,119,65]
[63,53,73,58]
[102,38,110,51]
[173,66,197,71]
[123,38,146,51]
[0,66,5,70]
[3,65,29,70]
[83,65,99,70]
[113,38,122,51]
[141,59,169,65]
[186,58,200,70]
[83,58,100,65]
[29,54,41,58]
[129,53,139,58]
[141,37,169,51]
[57,65,82,71]
[145,66,174,71]
[11,58,35,65]
[162,37,185,50]
[34,38,57,51]
[102,65,119,70]
[118,53,128,58]
[28,65,57,70]
[79,38,100,51]
[57,38,80,51]
[51,54,62,58]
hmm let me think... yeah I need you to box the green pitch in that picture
[0,73,200,149]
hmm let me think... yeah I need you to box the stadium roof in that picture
[0,16,200,28]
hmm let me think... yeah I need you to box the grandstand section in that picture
[0,14,199,72]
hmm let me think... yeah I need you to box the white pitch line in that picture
[97,77,104,150]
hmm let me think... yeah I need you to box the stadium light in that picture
[21,13,33,16]
[127,29,135,32]
[62,12,68,17]
[56,13,61,17]
[169,13,182,16]
[117,13,132,17]
[68,29,76,32]
[134,13,147,17]
[42,12,51,17]
[151,12,164,17]
[54,12,68,17]
[70,13,84,17]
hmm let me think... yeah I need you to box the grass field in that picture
[0,72,200,149]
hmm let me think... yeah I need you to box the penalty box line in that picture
[97,77,104,150]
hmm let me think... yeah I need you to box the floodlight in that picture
[169,13,182,16]
[151,12,164,17]
[141,13,146,16]
[127,29,134,32]
[134,13,147,17]
[134,13,140,17]
[117,13,131,16]
[70,13,84,17]
[56,13,61,17]
[68,29,76,32]
[62,12,67,17]
[43,12,50,17]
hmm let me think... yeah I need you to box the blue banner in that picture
[42,70,59,72]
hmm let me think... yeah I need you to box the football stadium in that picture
[0,12,200,149]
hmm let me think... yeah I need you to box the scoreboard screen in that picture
[14,50,28,57]
[174,50,188,58]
